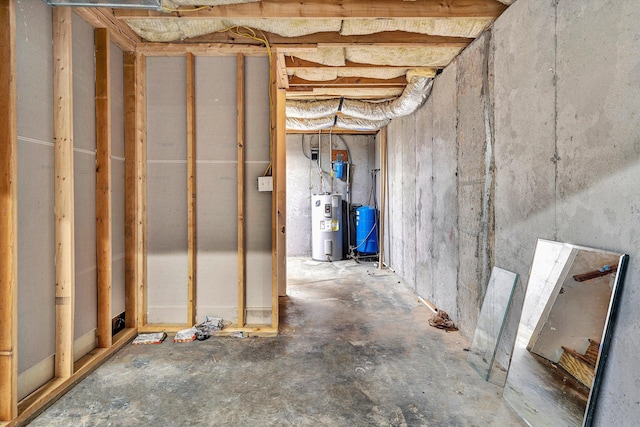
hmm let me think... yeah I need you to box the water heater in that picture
[311,194,343,261]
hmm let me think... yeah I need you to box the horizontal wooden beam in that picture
[184,30,473,47]
[136,42,266,56]
[74,7,139,51]
[284,57,437,71]
[114,0,507,19]
[286,87,404,98]
[288,75,408,87]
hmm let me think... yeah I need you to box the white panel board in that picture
[73,14,98,343]
[16,0,56,380]
[146,57,188,324]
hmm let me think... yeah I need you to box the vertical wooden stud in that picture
[95,28,112,348]
[275,87,287,302]
[0,0,18,420]
[378,127,387,268]
[186,52,197,326]
[270,53,286,330]
[237,53,246,327]
[53,6,75,379]
[123,52,138,329]
[135,52,147,329]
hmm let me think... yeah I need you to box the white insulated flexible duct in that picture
[287,116,391,132]
[286,75,433,131]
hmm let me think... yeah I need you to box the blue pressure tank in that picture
[355,206,378,255]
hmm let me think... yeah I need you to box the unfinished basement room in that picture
[1,0,638,425]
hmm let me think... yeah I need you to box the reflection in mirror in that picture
[467,267,518,383]
[503,239,628,427]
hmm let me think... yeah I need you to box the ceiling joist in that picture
[112,0,507,19]
[181,30,473,47]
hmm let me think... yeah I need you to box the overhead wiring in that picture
[217,25,274,176]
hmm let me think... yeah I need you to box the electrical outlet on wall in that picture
[258,176,273,192]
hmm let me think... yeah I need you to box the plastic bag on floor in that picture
[194,316,224,341]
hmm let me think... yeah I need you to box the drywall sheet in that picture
[16,1,56,387]
[146,57,188,324]
[244,56,272,322]
[73,14,98,345]
[195,56,239,323]
[111,42,126,318]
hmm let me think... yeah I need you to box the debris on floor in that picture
[174,317,225,342]
[428,310,458,332]
[174,327,197,343]
[131,332,167,345]
[195,316,223,341]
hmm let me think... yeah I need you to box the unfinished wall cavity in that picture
[72,13,98,355]
[146,57,189,324]
[111,42,126,319]
[195,56,239,322]
[16,0,56,400]
[145,54,272,325]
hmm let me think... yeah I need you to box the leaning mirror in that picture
[467,266,518,383]
[503,239,629,427]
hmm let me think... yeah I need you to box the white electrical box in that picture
[257,176,273,192]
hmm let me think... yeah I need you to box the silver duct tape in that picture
[286,99,341,119]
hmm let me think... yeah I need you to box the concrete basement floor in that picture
[30,258,524,426]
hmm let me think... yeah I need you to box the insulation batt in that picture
[285,76,433,127]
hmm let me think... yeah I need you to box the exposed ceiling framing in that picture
[78,0,511,132]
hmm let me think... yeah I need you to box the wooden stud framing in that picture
[378,127,387,269]
[186,52,197,327]
[123,52,138,329]
[0,0,18,420]
[136,43,266,57]
[53,6,75,380]
[95,28,113,349]
[135,52,148,329]
[237,54,246,327]
[276,88,287,300]
[73,7,139,52]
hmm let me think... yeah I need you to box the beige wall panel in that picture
[195,56,238,161]
[146,56,188,324]
[196,164,239,323]
[73,14,98,343]
[16,0,56,382]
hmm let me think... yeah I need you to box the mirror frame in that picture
[503,239,629,427]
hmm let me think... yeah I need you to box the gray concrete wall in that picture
[387,61,460,322]
[386,0,640,422]
[286,134,375,257]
